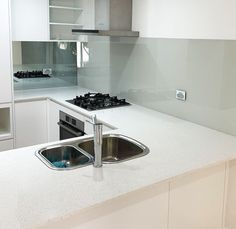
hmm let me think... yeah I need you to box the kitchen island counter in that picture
[2,86,236,228]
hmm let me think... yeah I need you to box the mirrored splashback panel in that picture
[13,41,78,90]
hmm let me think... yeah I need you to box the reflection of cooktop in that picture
[14,71,50,79]
[67,93,131,111]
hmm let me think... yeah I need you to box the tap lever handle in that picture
[91,114,97,124]
[86,115,103,125]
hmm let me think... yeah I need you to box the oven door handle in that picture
[57,121,84,137]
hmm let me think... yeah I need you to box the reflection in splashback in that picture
[78,37,236,136]
[13,41,78,90]
[78,36,111,93]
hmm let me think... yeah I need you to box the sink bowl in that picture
[36,145,93,170]
[78,134,149,163]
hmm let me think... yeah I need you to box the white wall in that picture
[132,0,236,39]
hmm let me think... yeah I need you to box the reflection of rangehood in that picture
[72,0,139,37]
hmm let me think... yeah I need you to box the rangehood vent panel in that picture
[72,0,139,37]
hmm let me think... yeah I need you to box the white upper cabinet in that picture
[11,0,49,41]
[0,0,13,147]
[132,0,236,39]
[0,0,12,103]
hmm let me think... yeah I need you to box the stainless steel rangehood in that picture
[72,0,139,37]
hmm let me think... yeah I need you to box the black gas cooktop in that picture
[67,93,130,111]
[14,71,50,79]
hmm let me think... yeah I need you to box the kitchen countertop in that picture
[2,86,236,228]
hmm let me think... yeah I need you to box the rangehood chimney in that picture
[72,0,139,37]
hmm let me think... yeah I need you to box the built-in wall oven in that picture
[57,111,85,140]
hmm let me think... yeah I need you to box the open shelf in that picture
[50,0,83,8]
[50,24,84,40]
[50,22,83,26]
[49,5,83,11]
[0,105,12,140]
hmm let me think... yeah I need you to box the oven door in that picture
[58,121,84,140]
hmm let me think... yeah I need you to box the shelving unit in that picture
[0,104,12,140]
[49,0,95,40]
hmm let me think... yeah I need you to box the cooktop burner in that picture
[14,71,50,79]
[67,93,131,111]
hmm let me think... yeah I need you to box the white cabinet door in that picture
[132,0,236,39]
[0,139,14,152]
[0,0,12,103]
[11,0,49,41]
[169,163,226,229]
[15,100,48,148]
[225,160,236,229]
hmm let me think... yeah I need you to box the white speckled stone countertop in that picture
[2,86,236,228]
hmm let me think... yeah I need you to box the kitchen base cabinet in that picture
[39,182,169,229]
[169,163,226,229]
[225,160,236,229]
[29,161,228,229]
[47,100,60,142]
[15,100,48,148]
[0,139,14,152]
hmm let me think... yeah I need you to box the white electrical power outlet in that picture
[176,90,187,101]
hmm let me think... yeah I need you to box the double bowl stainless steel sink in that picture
[36,134,149,170]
